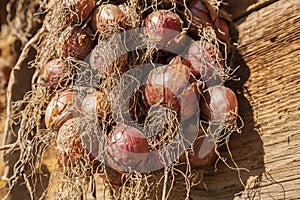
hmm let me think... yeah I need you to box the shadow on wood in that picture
[189,5,266,199]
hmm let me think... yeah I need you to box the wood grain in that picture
[189,0,300,199]
[224,0,279,20]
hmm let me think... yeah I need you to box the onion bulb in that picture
[45,90,81,130]
[200,86,238,124]
[144,10,183,48]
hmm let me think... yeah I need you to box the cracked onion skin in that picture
[81,91,111,119]
[45,90,81,131]
[38,59,70,91]
[57,26,95,60]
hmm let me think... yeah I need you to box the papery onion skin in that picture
[144,10,183,48]
[38,59,70,91]
[144,63,192,113]
[57,26,94,60]
[45,90,81,130]
[200,86,238,123]
[91,4,127,36]
[81,91,111,119]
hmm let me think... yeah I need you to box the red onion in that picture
[180,127,216,167]
[144,63,192,113]
[56,26,94,59]
[214,10,231,44]
[81,91,111,118]
[187,0,213,38]
[56,118,99,172]
[178,82,201,121]
[89,42,128,78]
[200,86,238,123]
[107,125,149,172]
[184,40,224,82]
[45,90,81,130]
[91,4,126,37]
[62,0,96,22]
[38,59,70,90]
[144,10,183,48]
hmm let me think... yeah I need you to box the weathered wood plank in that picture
[224,0,279,21]
[189,0,300,199]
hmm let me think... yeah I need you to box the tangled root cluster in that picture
[2,0,243,199]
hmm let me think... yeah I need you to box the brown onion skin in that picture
[62,0,96,22]
[45,90,81,131]
[184,40,224,82]
[91,4,126,37]
[144,63,192,113]
[81,91,111,118]
[200,86,238,123]
[56,118,100,173]
[179,127,216,168]
[57,26,95,60]
[107,125,149,171]
[144,10,183,48]
[38,59,70,91]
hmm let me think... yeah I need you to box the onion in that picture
[81,91,111,119]
[104,166,123,186]
[187,0,213,38]
[107,125,149,172]
[62,0,95,22]
[91,4,126,37]
[144,10,183,48]
[144,63,192,113]
[56,26,94,60]
[45,90,81,130]
[56,118,100,173]
[214,10,231,44]
[200,86,238,123]
[178,82,201,121]
[180,127,216,168]
[184,40,224,83]
[38,59,70,90]
[89,40,128,78]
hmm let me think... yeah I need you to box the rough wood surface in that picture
[224,0,278,20]
[189,0,300,199]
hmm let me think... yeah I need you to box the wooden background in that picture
[0,0,299,199]
[189,0,300,199]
